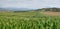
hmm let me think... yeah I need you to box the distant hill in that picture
[0,7,60,12]
[36,7,60,12]
[0,8,35,12]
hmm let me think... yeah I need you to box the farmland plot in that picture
[0,12,60,29]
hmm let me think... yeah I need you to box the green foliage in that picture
[0,12,60,29]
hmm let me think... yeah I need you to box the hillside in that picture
[36,7,60,12]
[0,7,60,12]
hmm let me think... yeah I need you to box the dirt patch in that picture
[42,12,60,16]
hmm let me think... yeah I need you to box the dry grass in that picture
[42,12,60,16]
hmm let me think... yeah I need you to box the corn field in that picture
[0,12,60,29]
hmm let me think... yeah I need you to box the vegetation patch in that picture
[0,12,60,29]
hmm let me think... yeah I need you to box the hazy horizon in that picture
[0,0,60,9]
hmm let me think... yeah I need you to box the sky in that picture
[0,0,60,9]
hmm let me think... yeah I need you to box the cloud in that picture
[0,0,60,8]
